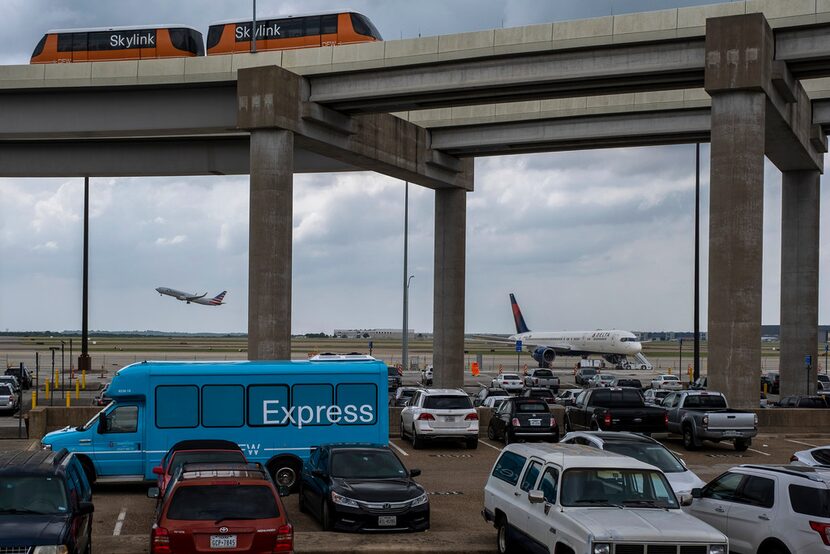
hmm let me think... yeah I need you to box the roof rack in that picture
[179,462,268,480]
[740,464,830,482]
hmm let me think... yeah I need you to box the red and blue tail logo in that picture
[509,293,530,334]
[209,291,227,305]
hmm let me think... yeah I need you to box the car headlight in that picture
[330,491,360,508]
[33,547,69,554]
[708,546,726,554]
[410,493,429,507]
[592,544,611,554]
[42,443,52,451]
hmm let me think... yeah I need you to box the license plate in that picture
[529,419,541,426]
[378,515,397,526]
[722,430,741,437]
[445,416,456,422]
[210,535,237,549]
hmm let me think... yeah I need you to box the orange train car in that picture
[30,25,204,63]
[206,11,382,55]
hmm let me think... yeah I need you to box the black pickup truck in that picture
[564,387,667,434]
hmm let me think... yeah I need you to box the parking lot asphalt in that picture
[3,431,826,553]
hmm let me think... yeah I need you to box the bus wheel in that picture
[78,456,96,485]
[268,457,301,493]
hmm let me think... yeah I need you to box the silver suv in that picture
[687,464,830,554]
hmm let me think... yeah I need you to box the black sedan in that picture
[486,398,559,444]
[298,443,429,532]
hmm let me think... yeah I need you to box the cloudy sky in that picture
[0,0,827,335]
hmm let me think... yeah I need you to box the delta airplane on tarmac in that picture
[156,287,227,306]
[509,293,644,368]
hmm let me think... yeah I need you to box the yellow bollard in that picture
[54,370,58,388]
[82,370,86,390]
[764,382,768,394]
[45,380,49,396]
[75,381,80,400]
[65,395,70,407]
[31,391,37,409]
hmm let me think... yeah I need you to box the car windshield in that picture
[81,407,106,430]
[602,442,685,473]
[490,390,509,397]
[591,389,644,407]
[560,468,678,508]
[516,401,548,413]
[331,450,408,479]
[423,395,472,410]
[169,451,246,475]
[683,395,727,408]
[529,390,553,397]
[662,376,679,381]
[533,370,553,377]
[800,397,827,408]
[0,385,11,396]
[502,374,520,380]
[581,369,597,375]
[166,485,278,520]
[399,389,416,399]
[0,476,68,514]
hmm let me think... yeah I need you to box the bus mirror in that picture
[97,413,107,433]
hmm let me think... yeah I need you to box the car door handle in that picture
[715,507,725,513]
[79,439,91,444]
[758,514,770,521]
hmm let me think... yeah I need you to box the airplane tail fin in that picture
[509,293,530,334]
[209,291,227,305]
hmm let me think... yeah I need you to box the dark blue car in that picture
[0,448,94,553]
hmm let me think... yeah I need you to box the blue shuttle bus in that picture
[41,356,387,490]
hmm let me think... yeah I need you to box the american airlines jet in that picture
[509,293,643,368]
[156,287,227,306]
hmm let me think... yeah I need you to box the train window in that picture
[321,14,338,34]
[206,25,223,49]
[87,32,111,51]
[72,33,88,52]
[280,18,303,38]
[32,35,47,58]
[169,28,204,55]
[57,34,74,52]
[350,13,382,40]
[305,16,321,36]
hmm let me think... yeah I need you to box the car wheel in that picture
[487,425,496,440]
[564,416,573,433]
[84,535,92,554]
[79,457,96,486]
[411,427,423,450]
[734,438,750,452]
[400,419,406,439]
[321,501,333,531]
[682,426,698,451]
[504,430,513,445]
[496,516,512,554]
[466,436,478,449]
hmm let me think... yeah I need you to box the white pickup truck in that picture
[662,391,758,451]
[483,443,728,554]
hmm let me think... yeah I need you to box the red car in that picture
[153,440,246,496]
[150,462,293,554]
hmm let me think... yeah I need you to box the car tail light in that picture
[603,413,612,427]
[810,521,830,546]
[665,412,669,427]
[550,416,557,428]
[418,413,435,421]
[465,413,478,421]
[512,418,520,427]
[272,523,294,552]
[151,526,171,554]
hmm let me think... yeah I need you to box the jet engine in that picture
[532,346,556,368]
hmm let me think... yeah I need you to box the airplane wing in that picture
[184,293,207,301]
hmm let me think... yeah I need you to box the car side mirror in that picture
[691,488,702,499]
[409,469,421,478]
[528,490,545,504]
[311,469,326,480]
[78,501,94,515]
[97,413,107,433]
[278,485,290,497]
[152,466,164,476]
[147,487,160,499]
[679,494,693,507]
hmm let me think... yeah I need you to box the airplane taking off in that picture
[156,287,227,306]
[509,293,643,368]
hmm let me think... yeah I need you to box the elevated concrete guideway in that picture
[0,0,828,397]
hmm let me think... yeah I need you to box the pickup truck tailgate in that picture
[707,411,756,430]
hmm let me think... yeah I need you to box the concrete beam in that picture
[308,39,706,113]
[433,188,467,389]
[776,23,830,79]
[237,65,472,190]
[429,108,710,157]
[779,170,821,397]
[0,139,356,177]
[248,130,294,360]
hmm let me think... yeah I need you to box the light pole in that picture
[251,0,257,53]
[401,181,411,372]
[403,274,414,371]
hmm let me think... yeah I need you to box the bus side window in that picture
[104,406,138,434]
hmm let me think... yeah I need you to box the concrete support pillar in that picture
[433,188,466,389]
[707,91,766,409]
[779,170,821,396]
[248,129,294,360]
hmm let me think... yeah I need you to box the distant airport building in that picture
[333,328,416,339]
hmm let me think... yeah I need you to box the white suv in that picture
[400,389,479,449]
[687,464,830,554]
[483,443,728,554]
